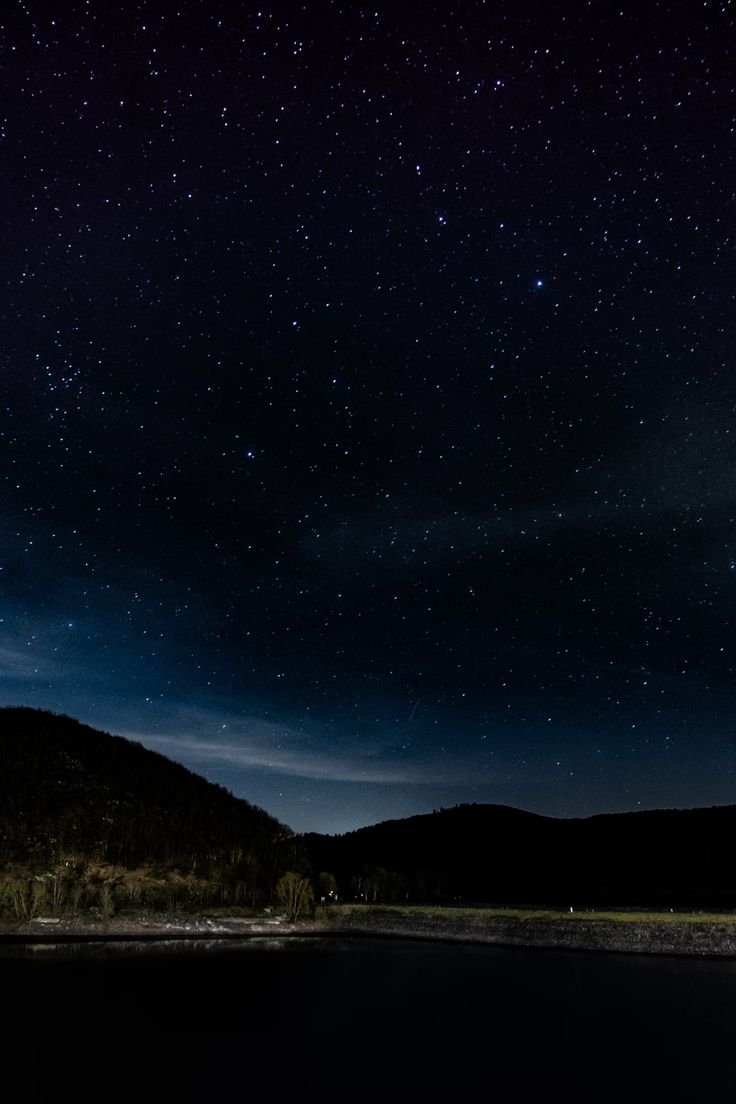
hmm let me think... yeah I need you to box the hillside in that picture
[304,801,736,908]
[5,706,736,917]
[0,706,299,915]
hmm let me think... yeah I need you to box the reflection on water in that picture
[2,936,293,959]
[2,936,735,1096]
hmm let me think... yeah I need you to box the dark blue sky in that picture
[2,1,736,832]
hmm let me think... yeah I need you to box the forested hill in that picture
[0,707,296,903]
[304,801,736,909]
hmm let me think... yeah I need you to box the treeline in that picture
[0,707,306,915]
[0,861,245,920]
[304,801,736,909]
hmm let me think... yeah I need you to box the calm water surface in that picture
[3,936,735,1096]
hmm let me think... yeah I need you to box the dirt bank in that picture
[0,913,292,942]
[321,904,736,958]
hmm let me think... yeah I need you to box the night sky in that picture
[2,1,736,834]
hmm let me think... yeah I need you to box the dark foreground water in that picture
[3,936,735,1097]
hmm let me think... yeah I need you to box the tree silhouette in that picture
[275,871,314,921]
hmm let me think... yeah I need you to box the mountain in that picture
[0,706,299,913]
[5,706,735,913]
[304,801,736,908]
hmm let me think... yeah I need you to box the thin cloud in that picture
[119,707,490,786]
[302,487,731,579]
[138,732,451,784]
[0,644,51,681]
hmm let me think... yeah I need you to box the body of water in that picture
[3,936,734,1096]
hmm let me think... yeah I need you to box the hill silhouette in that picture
[304,801,736,908]
[4,706,735,913]
[0,706,299,914]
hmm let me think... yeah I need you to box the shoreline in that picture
[320,904,736,959]
[4,904,736,958]
[0,914,291,943]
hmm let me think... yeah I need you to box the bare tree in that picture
[275,871,314,921]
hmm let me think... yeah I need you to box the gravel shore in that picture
[320,905,736,957]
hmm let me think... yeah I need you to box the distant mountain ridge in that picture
[0,706,298,911]
[4,705,735,912]
[304,801,736,908]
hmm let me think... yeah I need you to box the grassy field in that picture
[333,903,736,925]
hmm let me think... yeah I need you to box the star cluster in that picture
[2,1,735,831]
